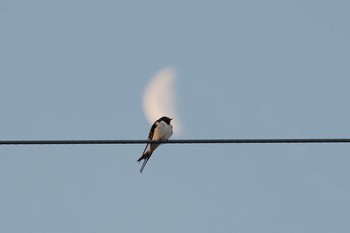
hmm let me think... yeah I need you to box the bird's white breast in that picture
[153,121,173,140]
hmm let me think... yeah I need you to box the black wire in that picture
[0,138,350,145]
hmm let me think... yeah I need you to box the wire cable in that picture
[0,138,350,145]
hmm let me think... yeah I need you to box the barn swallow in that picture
[137,116,173,173]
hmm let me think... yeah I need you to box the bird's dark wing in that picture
[137,122,157,163]
[148,122,157,140]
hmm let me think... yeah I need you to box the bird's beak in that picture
[170,118,173,121]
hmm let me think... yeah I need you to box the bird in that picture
[137,116,173,173]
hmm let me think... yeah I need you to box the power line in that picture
[0,138,350,145]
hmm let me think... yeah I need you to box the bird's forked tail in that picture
[137,151,152,173]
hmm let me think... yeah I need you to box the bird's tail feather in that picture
[137,144,149,163]
[137,150,152,173]
[137,150,148,162]
[140,157,150,173]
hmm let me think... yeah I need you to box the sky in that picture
[1,0,350,232]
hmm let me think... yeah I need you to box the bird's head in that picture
[158,116,172,125]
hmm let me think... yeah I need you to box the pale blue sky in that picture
[1,1,350,232]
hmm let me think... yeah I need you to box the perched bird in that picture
[137,116,173,173]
